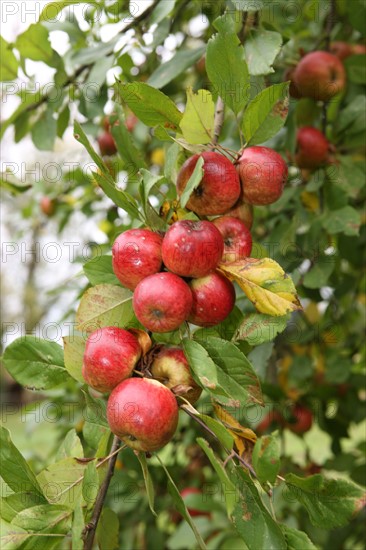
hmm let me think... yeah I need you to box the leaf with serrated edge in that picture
[76,284,133,333]
[180,88,215,144]
[219,258,302,316]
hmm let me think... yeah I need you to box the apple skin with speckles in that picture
[112,229,163,290]
[107,377,179,451]
[133,272,193,333]
[161,220,224,278]
[188,272,235,327]
[177,152,241,216]
[237,146,288,206]
[151,346,202,404]
[213,216,252,263]
[82,327,142,393]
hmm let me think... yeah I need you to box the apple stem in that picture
[83,436,121,550]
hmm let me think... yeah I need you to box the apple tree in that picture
[1,1,365,549]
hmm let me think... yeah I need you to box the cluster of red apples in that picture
[81,146,289,452]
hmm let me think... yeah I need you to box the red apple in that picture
[237,146,288,205]
[293,51,346,102]
[133,272,193,333]
[256,411,284,435]
[188,272,235,327]
[330,41,354,61]
[283,67,302,99]
[97,132,117,156]
[177,152,241,216]
[213,216,252,263]
[82,327,141,393]
[162,220,224,278]
[40,196,56,216]
[285,404,313,435]
[295,127,329,169]
[223,199,254,230]
[150,346,202,404]
[112,229,163,290]
[107,377,179,451]
[180,488,211,517]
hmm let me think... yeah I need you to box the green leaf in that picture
[1,493,43,522]
[234,313,288,346]
[180,88,215,145]
[185,407,234,449]
[138,169,167,231]
[62,335,85,384]
[82,461,99,507]
[37,458,88,508]
[137,453,156,516]
[0,428,45,499]
[232,469,287,550]
[0,518,30,549]
[11,505,71,549]
[242,83,289,145]
[76,283,134,333]
[235,0,264,9]
[244,30,282,76]
[155,456,207,550]
[31,106,57,151]
[0,173,32,195]
[335,95,366,135]
[71,499,84,550]
[197,438,237,516]
[110,107,146,172]
[96,508,120,550]
[285,474,365,529]
[115,81,182,128]
[179,156,204,208]
[322,206,361,236]
[56,429,84,461]
[206,26,249,114]
[344,54,366,84]
[83,389,109,428]
[0,37,18,81]
[83,255,121,287]
[150,0,176,25]
[15,23,53,62]
[198,337,263,406]
[148,47,206,89]
[303,258,335,289]
[92,171,143,221]
[73,121,113,176]
[2,337,69,391]
[252,435,280,484]
[39,1,97,21]
[280,525,317,550]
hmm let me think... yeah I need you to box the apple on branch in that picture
[293,51,346,102]
[213,216,252,263]
[295,127,329,170]
[188,271,235,327]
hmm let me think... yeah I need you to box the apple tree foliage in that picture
[1,1,365,549]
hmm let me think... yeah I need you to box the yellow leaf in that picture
[219,258,302,316]
[213,403,257,456]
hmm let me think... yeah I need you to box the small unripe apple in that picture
[97,132,117,156]
[180,488,211,517]
[237,146,288,205]
[133,272,193,333]
[112,229,163,290]
[107,377,179,451]
[82,327,142,393]
[188,272,235,327]
[295,127,329,169]
[161,220,224,278]
[177,152,241,216]
[285,404,313,434]
[213,216,252,263]
[150,346,202,404]
[223,199,254,230]
[40,196,56,216]
[293,51,346,102]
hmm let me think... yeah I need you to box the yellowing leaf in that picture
[180,87,215,144]
[214,403,257,457]
[219,258,302,316]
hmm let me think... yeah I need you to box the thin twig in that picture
[83,436,121,550]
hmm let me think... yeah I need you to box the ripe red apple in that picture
[176,152,241,216]
[107,377,179,451]
[213,216,252,263]
[237,146,288,205]
[285,404,313,435]
[112,229,163,290]
[82,327,142,393]
[180,488,211,517]
[256,411,284,434]
[161,220,224,278]
[283,67,302,99]
[150,346,202,404]
[293,51,346,102]
[97,131,117,156]
[133,272,193,333]
[40,196,56,216]
[223,199,254,230]
[295,127,329,169]
[188,272,235,327]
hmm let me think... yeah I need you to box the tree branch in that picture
[211,96,225,148]
[83,436,121,550]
